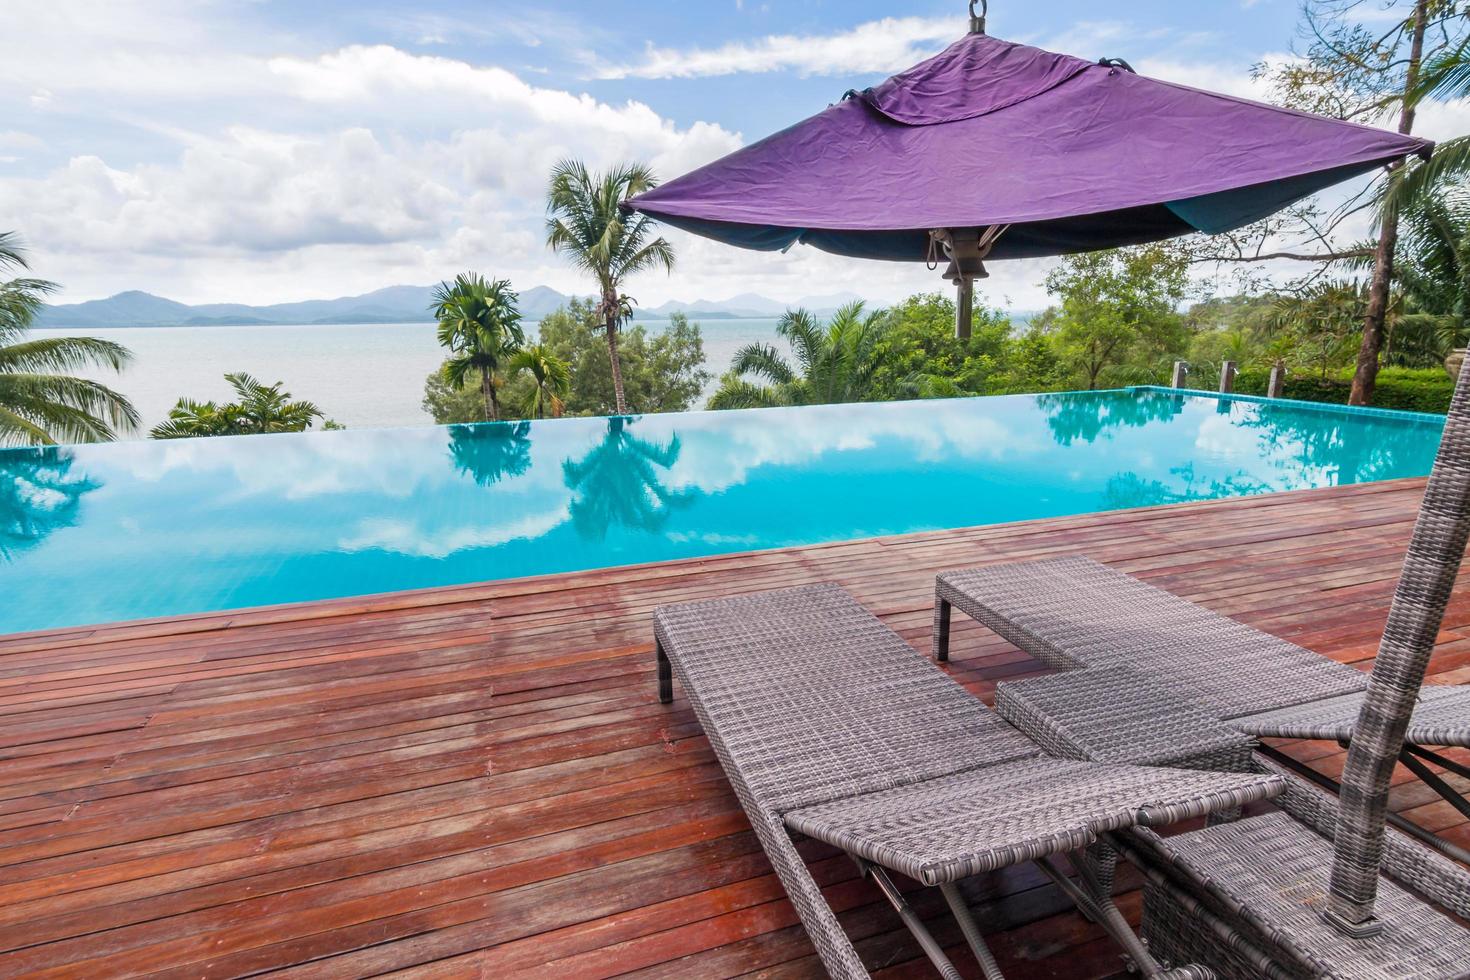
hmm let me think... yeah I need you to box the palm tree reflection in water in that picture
[0,447,97,559]
[563,417,695,541]
[447,421,533,487]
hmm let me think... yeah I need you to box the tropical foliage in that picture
[423,299,705,424]
[708,303,890,408]
[151,373,338,438]
[546,160,675,415]
[431,274,525,422]
[0,233,138,446]
[509,344,571,419]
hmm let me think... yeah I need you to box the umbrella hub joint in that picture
[930,226,1005,284]
[968,0,986,34]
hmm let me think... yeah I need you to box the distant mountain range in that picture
[33,285,868,329]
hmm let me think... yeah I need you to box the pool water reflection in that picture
[0,389,1444,634]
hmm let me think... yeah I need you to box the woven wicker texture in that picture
[1135,812,1470,978]
[996,668,1255,771]
[1235,684,1470,745]
[655,582,1287,977]
[1256,754,1470,920]
[785,756,1283,886]
[1324,362,1470,926]
[937,556,1367,717]
[654,583,1038,813]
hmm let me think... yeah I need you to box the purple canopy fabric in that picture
[625,32,1432,263]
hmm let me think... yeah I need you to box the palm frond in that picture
[0,335,132,374]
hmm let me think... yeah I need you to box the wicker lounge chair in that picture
[933,554,1470,859]
[935,365,1470,974]
[654,582,1283,979]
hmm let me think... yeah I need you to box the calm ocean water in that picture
[40,319,785,433]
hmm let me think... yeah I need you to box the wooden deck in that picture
[2,477,1468,979]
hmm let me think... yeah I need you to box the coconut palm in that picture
[0,233,138,446]
[151,373,329,438]
[708,303,890,409]
[432,274,525,422]
[1382,32,1470,214]
[509,344,571,419]
[546,160,674,416]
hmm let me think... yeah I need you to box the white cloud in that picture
[599,16,959,79]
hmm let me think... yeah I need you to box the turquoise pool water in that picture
[0,388,1445,635]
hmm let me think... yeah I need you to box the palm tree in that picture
[1389,35,1470,213]
[432,274,525,422]
[708,303,890,409]
[151,373,329,438]
[0,233,138,446]
[546,160,674,416]
[509,344,571,419]
[1270,281,1371,380]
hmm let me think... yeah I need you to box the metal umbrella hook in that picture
[969,0,987,34]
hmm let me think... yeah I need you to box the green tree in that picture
[1250,0,1465,404]
[536,301,708,416]
[868,292,1016,398]
[1041,247,1189,389]
[431,273,525,422]
[985,325,1069,395]
[151,373,334,438]
[422,301,708,424]
[0,233,138,446]
[708,302,889,409]
[546,160,675,416]
[1269,281,1370,379]
[508,343,571,419]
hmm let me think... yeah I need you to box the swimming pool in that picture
[0,388,1445,635]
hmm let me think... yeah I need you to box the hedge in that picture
[1230,366,1454,414]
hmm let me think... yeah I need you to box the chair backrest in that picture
[655,583,1037,814]
[1327,365,1470,932]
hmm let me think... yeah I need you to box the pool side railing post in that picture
[1268,360,1286,399]
[1219,361,1237,394]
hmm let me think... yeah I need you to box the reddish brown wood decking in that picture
[2,478,1468,978]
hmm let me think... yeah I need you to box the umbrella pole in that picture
[955,278,974,340]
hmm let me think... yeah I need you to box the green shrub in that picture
[1232,366,1453,414]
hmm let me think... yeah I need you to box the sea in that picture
[37,319,785,433]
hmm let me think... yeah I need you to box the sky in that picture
[1,0,1466,313]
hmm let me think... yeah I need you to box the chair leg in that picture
[856,858,965,980]
[939,881,1005,980]
[656,638,673,704]
[1038,849,1174,979]
[934,598,952,662]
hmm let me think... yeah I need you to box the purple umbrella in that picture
[626,14,1431,336]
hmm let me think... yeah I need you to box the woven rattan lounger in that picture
[654,582,1283,979]
[936,365,1470,975]
[933,553,1470,859]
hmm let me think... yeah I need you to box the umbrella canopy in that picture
[626,28,1431,325]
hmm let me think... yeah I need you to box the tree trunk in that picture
[480,368,498,422]
[1349,0,1428,406]
[605,305,628,415]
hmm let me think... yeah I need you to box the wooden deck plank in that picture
[0,477,1466,978]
